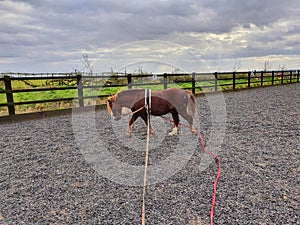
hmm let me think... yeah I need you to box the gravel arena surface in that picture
[0,84,299,225]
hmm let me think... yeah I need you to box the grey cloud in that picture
[8,0,299,39]
[1,0,300,72]
[202,0,299,26]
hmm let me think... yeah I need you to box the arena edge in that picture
[0,70,299,119]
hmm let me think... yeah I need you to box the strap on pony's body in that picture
[145,89,151,116]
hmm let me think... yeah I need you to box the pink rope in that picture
[196,129,221,225]
[161,116,221,225]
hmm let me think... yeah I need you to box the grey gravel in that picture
[0,83,299,224]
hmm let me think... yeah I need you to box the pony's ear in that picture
[107,95,114,104]
[107,94,116,101]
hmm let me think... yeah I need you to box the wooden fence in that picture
[0,70,299,116]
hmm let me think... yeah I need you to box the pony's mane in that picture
[117,88,144,95]
[106,95,116,115]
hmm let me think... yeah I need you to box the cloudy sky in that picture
[1,0,300,73]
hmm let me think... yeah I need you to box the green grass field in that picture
[0,76,298,116]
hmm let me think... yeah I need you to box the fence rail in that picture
[0,70,299,116]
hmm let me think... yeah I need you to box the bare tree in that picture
[278,64,287,71]
[172,68,180,74]
[82,54,93,75]
[277,64,288,79]
[263,59,272,71]
[232,59,241,72]
[217,63,223,73]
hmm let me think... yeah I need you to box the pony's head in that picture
[106,95,122,121]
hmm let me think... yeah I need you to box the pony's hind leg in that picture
[186,94,197,134]
[189,124,197,134]
[169,109,179,136]
[180,112,197,134]
[186,115,197,134]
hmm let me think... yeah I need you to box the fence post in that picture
[247,71,251,88]
[4,76,15,116]
[271,71,275,85]
[76,74,84,108]
[163,73,168,89]
[214,72,218,91]
[261,71,264,86]
[297,70,299,82]
[232,71,236,90]
[127,73,132,89]
[192,72,196,94]
[290,70,292,83]
[281,70,284,84]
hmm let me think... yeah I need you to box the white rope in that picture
[142,89,151,225]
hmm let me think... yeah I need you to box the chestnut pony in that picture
[107,88,197,136]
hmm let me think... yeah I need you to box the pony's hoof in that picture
[168,130,178,136]
[150,129,155,136]
[146,130,155,137]
[168,127,178,136]
[190,129,197,134]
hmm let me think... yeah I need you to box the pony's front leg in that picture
[141,114,155,135]
[147,124,155,136]
[127,113,139,135]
